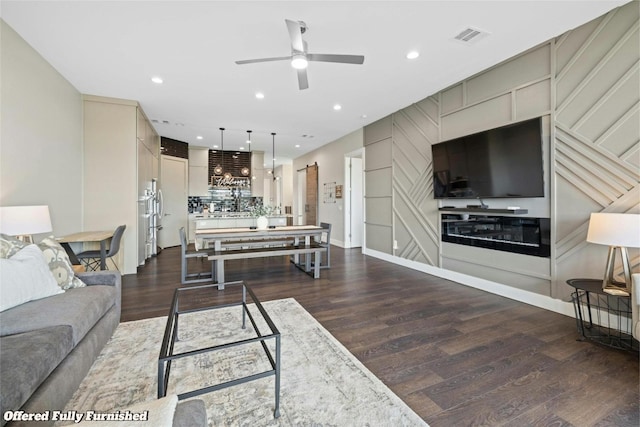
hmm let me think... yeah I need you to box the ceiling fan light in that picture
[291,54,308,69]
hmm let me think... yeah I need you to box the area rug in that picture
[60,298,428,426]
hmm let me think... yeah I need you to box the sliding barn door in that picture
[305,164,318,226]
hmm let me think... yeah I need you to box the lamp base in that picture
[16,234,35,244]
[601,246,631,296]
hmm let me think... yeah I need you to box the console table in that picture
[57,230,114,270]
[567,278,638,351]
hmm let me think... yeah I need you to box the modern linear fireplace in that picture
[441,214,551,257]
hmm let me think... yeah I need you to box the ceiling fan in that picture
[235,19,365,90]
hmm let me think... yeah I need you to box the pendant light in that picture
[213,127,225,176]
[241,130,251,177]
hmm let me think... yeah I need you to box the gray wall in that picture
[364,2,639,300]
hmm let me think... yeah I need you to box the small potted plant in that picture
[249,204,275,229]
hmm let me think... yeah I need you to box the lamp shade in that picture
[586,213,640,248]
[0,205,52,236]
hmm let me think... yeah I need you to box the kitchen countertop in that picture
[189,213,292,219]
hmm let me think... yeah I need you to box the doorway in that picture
[296,169,306,225]
[159,155,188,248]
[345,149,364,249]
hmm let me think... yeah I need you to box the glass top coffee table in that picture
[158,281,281,418]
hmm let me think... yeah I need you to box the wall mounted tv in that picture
[432,117,545,199]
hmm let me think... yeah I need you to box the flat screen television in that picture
[432,117,544,199]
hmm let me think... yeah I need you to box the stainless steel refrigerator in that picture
[145,178,163,257]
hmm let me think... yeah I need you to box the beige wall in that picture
[276,163,293,211]
[293,129,363,246]
[0,21,153,274]
[0,20,83,236]
[363,2,639,302]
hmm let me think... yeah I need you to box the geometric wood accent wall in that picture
[364,116,393,254]
[391,98,440,265]
[554,4,640,296]
[364,1,638,300]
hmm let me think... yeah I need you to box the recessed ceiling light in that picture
[239,147,245,150]
[361,114,368,119]
[333,104,342,111]
[295,144,300,148]
[406,51,420,59]
[151,76,163,84]
[196,136,203,140]
[213,145,219,149]
[255,92,265,99]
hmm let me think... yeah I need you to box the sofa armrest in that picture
[173,400,207,427]
[76,271,121,316]
[632,274,639,341]
[76,271,121,287]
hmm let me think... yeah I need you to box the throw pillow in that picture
[0,244,64,312]
[0,233,27,259]
[37,237,86,290]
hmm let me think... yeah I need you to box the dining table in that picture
[195,225,324,283]
[56,230,114,270]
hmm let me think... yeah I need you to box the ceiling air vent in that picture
[453,27,489,44]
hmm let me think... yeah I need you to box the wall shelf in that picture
[439,207,529,215]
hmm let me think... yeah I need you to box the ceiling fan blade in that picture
[285,19,305,53]
[235,56,292,65]
[297,68,309,90]
[307,54,365,64]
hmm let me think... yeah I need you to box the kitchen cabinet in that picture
[137,110,160,263]
[189,147,209,196]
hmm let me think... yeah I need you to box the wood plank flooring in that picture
[122,245,639,426]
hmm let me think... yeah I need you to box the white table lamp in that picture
[586,212,640,296]
[0,205,53,243]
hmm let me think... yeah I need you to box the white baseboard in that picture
[330,238,346,248]
[363,248,576,319]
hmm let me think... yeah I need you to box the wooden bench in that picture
[208,243,327,289]
[201,238,297,251]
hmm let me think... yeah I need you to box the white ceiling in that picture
[1,1,628,167]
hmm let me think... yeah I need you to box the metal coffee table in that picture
[158,281,281,418]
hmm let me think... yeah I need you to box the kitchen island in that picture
[188,213,292,243]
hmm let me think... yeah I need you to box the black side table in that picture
[567,278,638,351]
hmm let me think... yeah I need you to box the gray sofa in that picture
[0,271,206,427]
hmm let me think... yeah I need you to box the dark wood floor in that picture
[122,245,639,426]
